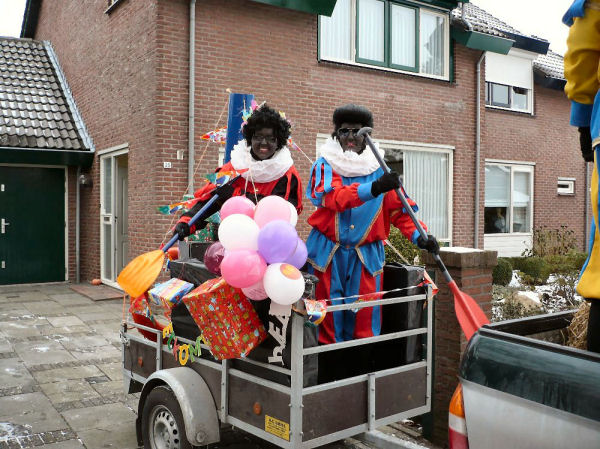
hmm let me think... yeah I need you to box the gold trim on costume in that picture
[357,201,383,246]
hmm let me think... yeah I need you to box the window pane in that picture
[102,157,112,214]
[390,5,415,68]
[513,171,531,232]
[420,12,445,76]
[491,83,509,107]
[358,0,385,63]
[512,87,528,110]
[320,0,352,61]
[485,165,510,234]
[404,150,449,239]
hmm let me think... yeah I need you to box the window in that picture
[315,134,453,243]
[557,177,575,195]
[486,83,530,111]
[319,0,450,79]
[485,50,534,113]
[484,163,533,234]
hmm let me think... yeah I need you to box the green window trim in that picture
[323,0,450,79]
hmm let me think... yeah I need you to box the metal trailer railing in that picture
[121,285,433,448]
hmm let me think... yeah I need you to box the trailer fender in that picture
[137,367,220,446]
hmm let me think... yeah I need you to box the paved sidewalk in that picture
[0,283,438,449]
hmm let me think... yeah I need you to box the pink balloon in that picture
[254,196,292,228]
[220,196,255,220]
[284,238,308,269]
[242,280,269,301]
[220,249,267,289]
[203,241,225,275]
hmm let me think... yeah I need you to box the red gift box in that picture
[182,277,267,360]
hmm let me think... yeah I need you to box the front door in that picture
[100,150,129,286]
[0,165,66,284]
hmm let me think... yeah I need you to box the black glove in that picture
[417,234,440,254]
[174,222,190,241]
[214,182,235,205]
[579,127,594,162]
[371,171,400,197]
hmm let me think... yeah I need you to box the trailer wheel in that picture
[142,385,193,449]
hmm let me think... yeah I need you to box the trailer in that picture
[121,285,433,449]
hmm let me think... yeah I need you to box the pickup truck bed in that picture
[457,311,600,449]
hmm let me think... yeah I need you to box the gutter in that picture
[188,0,196,194]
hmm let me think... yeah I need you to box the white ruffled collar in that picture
[319,137,384,177]
[230,140,293,183]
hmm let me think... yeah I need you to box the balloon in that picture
[203,241,225,275]
[242,279,269,301]
[288,202,298,227]
[263,263,305,305]
[257,220,298,264]
[167,247,179,261]
[254,196,291,228]
[220,249,267,289]
[218,214,259,251]
[220,196,255,220]
[284,238,307,269]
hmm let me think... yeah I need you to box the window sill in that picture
[105,0,126,14]
[485,105,534,116]
[484,232,533,236]
[318,57,450,83]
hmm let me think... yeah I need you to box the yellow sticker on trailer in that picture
[265,415,290,441]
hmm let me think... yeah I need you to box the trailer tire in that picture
[142,385,194,449]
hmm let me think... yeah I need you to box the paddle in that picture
[357,127,489,339]
[117,179,236,298]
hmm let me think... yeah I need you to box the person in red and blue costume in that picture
[305,104,439,347]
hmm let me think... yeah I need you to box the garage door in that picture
[0,166,66,284]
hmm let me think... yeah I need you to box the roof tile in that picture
[0,38,89,151]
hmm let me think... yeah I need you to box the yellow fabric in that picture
[577,153,600,298]
[564,9,600,105]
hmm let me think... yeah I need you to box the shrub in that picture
[492,258,513,286]
[544,250,588,276]
[384,227,421,265]
[511,256,551,285]
[523,226,577,257]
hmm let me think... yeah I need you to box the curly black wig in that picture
[331,104,373,138]
[242,104,291,150]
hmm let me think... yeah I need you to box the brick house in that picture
[6,0,583,289]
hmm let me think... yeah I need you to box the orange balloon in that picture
[167,247,179,261]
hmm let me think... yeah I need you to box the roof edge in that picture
[20,0,41,38]
[534,70,566,91]
[0,147,94,167]
[451,27,513,55]
[43,41,95,154]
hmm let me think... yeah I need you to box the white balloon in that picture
[263,263,305,305]
[217,214,259,251]
[288,202,298,227]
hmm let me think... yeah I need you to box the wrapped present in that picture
[148,278,194,325]
[129,293,166,342]
[182,277,267,360]
[148,277,194,308]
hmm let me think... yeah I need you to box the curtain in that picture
[485,165,510,207]
[420,12,444,76]
[390,4,416,68]
[404,150,449,239]
[513,171,531,232]
[320,0,352,61]
[358,0,385,62]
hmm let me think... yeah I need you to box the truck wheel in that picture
[142,385,193,449]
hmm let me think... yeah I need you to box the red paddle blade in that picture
[448,281,489,340]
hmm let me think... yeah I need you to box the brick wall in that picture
[32,0,584,279]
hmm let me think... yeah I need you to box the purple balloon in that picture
[257,220,298,264]
[284,238,308,269]
[203,241,225,275]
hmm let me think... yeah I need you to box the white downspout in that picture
[188,0,196,194]
[462,3,484,248]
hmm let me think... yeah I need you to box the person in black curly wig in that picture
[243,104,292,160]
[330,104,374,154]
[174,103,303,241]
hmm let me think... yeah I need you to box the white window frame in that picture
[484,161,534,236]
[315,134,453,243]
[318,0,451,81]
